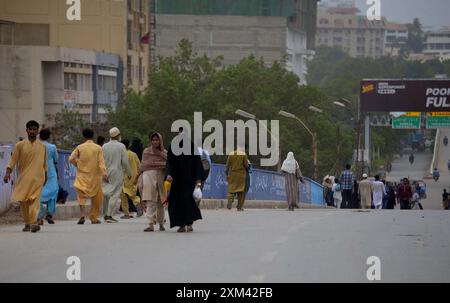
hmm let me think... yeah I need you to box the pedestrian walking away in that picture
[442,189,449,210]
[120,139,143,219]
[69,128,108,224]
[385,182,397,209]
[102,127,131,223]
[332,178,343,209]
[136,132,167,232]
[37,128,59,225]
[281,152,304,211]
[352,180,361,209]
[372,175,386,210]
[409,153,415,165]
[444,136,448,147]
[358,174,373,209]
[166,133,203,232]
[323,176,334,207]
[130,138,144,162]
[3,120,47,233]
[196,140,212,207]
[226,145,249,211]
[411,189,423,210]
[339,164,354,208]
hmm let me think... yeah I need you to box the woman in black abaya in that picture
[166,138,203,232]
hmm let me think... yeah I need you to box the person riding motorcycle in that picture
[432,168,440,182]
[409,153,415,165]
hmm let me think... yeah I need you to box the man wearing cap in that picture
[102,127,131,223]
[358,174,373,209]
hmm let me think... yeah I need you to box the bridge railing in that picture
[0,146,325,211]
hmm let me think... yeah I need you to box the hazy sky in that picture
[320,0,450,29]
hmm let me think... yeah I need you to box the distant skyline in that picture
[319,0,450,30]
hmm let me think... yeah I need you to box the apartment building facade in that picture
[0,45,120,143]
[315,6,386,58]
[384,22,408,56]
[152,0,318,85]
[0,0,149,91]
[423,27,450,56]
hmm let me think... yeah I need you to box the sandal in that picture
[177,226,186,233]
[144,225,154,232]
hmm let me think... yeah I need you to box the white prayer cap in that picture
[362,173,368,178]
[109,127,121,138]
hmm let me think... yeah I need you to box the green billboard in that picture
[392,116,421,129]
[426,113,450,129]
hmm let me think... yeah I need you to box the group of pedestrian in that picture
[321,163,427,210]
[3,121,209,233]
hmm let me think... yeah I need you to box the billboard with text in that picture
[361,79,450,113]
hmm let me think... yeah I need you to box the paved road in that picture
[1,209,449,283]
[386,129,450,210]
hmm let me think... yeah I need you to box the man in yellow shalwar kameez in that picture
[120,139,143,219]
[69,128,108,224]
[3,120,47,233]
[225,146,249,211]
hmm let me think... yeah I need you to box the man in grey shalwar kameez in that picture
[102,127,131,223]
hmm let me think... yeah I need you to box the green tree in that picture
[403,18,425,54]
[109,39,339,179]
[46,109,110,150]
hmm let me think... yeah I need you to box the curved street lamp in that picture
[279,110,318,180]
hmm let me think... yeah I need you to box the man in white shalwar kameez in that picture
[372,175,386,209]
[102,127,131,223]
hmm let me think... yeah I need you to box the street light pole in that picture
[235,109,281,170]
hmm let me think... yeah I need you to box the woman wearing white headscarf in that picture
[281,152,304,211]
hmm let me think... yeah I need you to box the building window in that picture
[98,75,117,91]
[127,21,132,49]
[139,58,143,84]
[64,73,92,91]
[127,56,132,84]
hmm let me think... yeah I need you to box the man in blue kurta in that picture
[38,129,59,225]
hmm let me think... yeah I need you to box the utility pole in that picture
[313,132,318,180]
[335,125,341,176]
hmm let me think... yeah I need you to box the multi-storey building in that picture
[384,22,408,56]
[0,0,149,91]
[423,27,450,56]
[0,44,121,143]
[151,0,318,85]
[315,5,386,58]
[0,0,150,142]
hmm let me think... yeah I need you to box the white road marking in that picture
[259,251,278,263]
